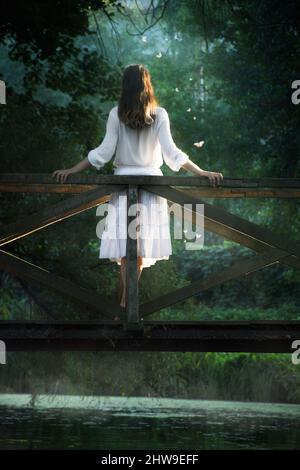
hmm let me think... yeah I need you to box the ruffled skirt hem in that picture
[98,166,172,268]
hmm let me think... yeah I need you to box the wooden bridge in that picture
[0,173,299,353]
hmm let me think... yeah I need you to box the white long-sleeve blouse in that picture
[87,106,190,172]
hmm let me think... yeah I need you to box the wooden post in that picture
[125,185,140,328]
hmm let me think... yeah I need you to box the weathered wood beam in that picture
[0,249,122,320]
[0,183,99,194]
[143,185,300,264]
[0,174,300,193]
[125,185,140,327]
[0,186,122,246]
[176,187,300,198]
[1,320,299,352]
[2,184,300,198]
[140,247,290,316]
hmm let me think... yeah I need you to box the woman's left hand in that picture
[52,168,75,183]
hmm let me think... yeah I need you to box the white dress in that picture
[87,105,190,268]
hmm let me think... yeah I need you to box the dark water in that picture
[0,395,300,450]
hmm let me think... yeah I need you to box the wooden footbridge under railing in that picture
[0,173,299,353]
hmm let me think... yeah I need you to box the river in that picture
[0,394,299,450]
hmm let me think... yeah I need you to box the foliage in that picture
[0,0,299,402]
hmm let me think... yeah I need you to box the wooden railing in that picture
[0,173,300,352]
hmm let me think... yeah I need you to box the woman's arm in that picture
[181,159,223,187]
[52,107,119,184]
[157,108,190,171]
[157,109,223,186]
[52,157,91,183]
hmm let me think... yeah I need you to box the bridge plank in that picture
[0,320,299,352]
[0,173,300,189]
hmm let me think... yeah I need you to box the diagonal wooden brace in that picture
[140,246,290,316]
[0,249,123,320]
[0,185,124,246]
[142,185,300,269]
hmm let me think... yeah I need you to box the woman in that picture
[52,64,223,308]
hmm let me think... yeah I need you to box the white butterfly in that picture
[193,141,205,148]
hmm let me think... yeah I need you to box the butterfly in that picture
[193,141,205,148]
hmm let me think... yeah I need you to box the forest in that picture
[0,0,300,403]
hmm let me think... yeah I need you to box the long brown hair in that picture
[118,64,159,130]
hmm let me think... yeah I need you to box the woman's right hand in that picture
[200,170,223,187]
[52,168,75,183]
